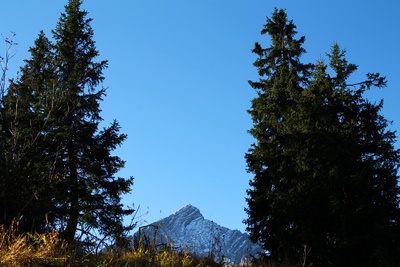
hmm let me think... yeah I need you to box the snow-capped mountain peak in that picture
[133,204,262,265]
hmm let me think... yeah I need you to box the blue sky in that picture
[2,1,400,233]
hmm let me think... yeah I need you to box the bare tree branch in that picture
[0,32,17,107]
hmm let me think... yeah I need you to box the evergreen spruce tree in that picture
[245,9,400,266]
[245,8,313,262]
[1,0,134,247]
[2,32,58,232]
[50,0,134,244]
[0,32,18,228]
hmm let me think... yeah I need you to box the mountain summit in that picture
[133,204,262,265]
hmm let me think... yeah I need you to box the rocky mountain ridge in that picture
[132,204,263,265]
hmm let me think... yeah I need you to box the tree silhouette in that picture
[245,8,400,266]
[0,0,134,248]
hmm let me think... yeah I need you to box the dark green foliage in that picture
[245,8,400,266]
[1,31,58,233]
[0,0,134,248]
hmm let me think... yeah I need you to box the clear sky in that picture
[2,1,400,233]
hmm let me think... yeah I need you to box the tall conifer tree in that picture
[2,32,57,232]
[245,9,400,266]
[245,8,313,262]
[49,0,134,244]
[1,0,134,247]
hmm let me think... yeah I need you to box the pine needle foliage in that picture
[0,0,134,247]
[245,8,400,266]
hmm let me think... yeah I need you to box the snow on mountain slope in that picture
[132,204,263,265]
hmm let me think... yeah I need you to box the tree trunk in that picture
[63,141,79,242]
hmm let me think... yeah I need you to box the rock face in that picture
[132,204,262,265]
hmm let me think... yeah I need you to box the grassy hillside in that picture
[1,222,306,267]
[0,222,226,267]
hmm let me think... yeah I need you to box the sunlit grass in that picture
[0,221,228,267]
[0,221,67,266]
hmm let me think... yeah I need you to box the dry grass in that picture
[0,221,226,267]
[0,221,68,266]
